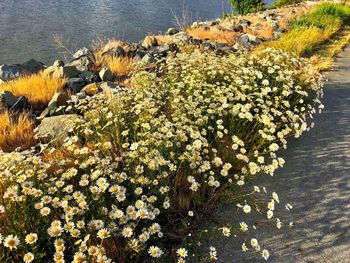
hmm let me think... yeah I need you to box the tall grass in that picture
[103,56,136,77]
[262,3,350,56]
[0,110,36,152]
[0,73,66,110]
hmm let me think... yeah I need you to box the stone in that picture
[104,46,125,57]
[0,64,24,80]
[44,61,81,79]
[99,67,113,81]
[0,91,29,111]
[79,70,98,83]
[140,54,156,64]
[0,91,18,108]
[173,32,191,43]
[53,60,65,67]
[66,78,86,93]
[60,65,81,78]
[73,47,91,59]
[21,59,46,73]
[81,83,100,96]
[142,36,158,48]
[67,56,93,72]
[0,79,4,84]
[149,44,172,56]
[166,27,179,35]
[274,28,286,39]
[36,114,80,141]
[39,91,70,119]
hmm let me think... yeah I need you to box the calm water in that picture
[0,0,274,65]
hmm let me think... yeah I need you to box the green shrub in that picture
[228,0,265,15]
[0,48,323,262]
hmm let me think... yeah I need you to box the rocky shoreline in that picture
[0,1,318,144]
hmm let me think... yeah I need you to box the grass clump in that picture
[0,48,323,262]
[186,27,238,44]
[262,3,350,56]
[103,56,136,77]
[271,0,305,8]
[0,73,66,110]
[0,110,36,152]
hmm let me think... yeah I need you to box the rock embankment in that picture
[0,1,319,142]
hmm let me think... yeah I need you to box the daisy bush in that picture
[0,48,323,262]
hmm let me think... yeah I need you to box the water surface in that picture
[0,0,231,64]
[0,0,275,65]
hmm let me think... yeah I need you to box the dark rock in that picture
[21,59,46,73]
[99,68,113,81]
[166,28,179,35]
[79,70,98,83]
[39,91,70,118]
[104,46,125,57]
[0,64,24,80]
[67,56,94,72]
[0,91,29,111]
[36,114,80,141]
[66,78,86,93]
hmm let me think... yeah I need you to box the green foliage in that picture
[228,0,265,15]
[271,0,305,8]
[291,3,350,30]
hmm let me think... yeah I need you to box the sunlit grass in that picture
[186,27,239,44]
[0,73,66,110]
[0,110,36,152]
[103,56,136,77]
[258,27,334,56]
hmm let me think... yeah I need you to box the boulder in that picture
[73,47,91,59]
[0,64,24,81]
[36,114,80,141]
[21,59,46,73]
[142,36,158,48]
[100,82,120,100]
[67,56,93,72]
[66,78,86,93]
[44,60,81,79]
[166,27,179,35]
[39,91,70,119]
[99,68,113,81]
[0,91,29,111]
[172,32,191,43]
[104,46,125,57]
[79,70,98,83]
[81,83,100,96]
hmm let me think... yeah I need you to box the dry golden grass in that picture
[103,56,136,77]
[310,27,350,71]
[0,73,66,110]
[186,27,239,44]
[154,35,174,45]
[0,110,36,152]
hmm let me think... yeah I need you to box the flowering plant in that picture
[0,48,322,262]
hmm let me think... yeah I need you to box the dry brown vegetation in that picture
[0,73,66,110]
[103,56,136,77]
[0,110,36,152]
[186,27,239,44]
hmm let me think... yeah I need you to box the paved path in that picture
[195,47,350,263]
